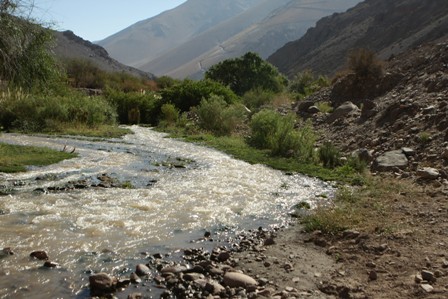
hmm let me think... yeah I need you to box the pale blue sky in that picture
[32,0,187,41]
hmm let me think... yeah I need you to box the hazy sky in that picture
[31,0,187,41]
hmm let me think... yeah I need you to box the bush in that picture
[348,48,383,80]
[104,89,162,125]
[242,88,275,111]
[0,88,117,132]
[288,70,330,98]
[159,103,180,127]
[195,95,246,136]
[248,109,316,159]
[160,79,238,113]
[318,142,341,169]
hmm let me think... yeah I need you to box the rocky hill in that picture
[98,0,360,78]
[299,37,448,184]
[52,30,154,79]
[268,0,448,77]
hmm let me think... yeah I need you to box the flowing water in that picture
[0,126,332,298]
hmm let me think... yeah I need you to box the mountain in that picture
[97,0,265,68]
[98,0,360,78]
[268,0,448,77]
[143,0,360,79]
[53,30,154,79]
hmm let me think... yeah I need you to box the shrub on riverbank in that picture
[0,88,117,133]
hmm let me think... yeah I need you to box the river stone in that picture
[30,250,49,260]
[217,251,231,262]
[89,272,117,296]
[223,272,258,288]
[373,150,408,171]
[416,167,440,180]
[128,293,143,299]
[135,264,151,276]
[183,272,205,282]
[161,264,188,274]
[43,261,59,268]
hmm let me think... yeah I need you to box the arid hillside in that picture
[268,0,448,77]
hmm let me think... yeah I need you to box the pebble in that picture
[421,270,436,282]
[223,272,258,289]
[43,261,58,268]
[135,264,151,276]
[368,270,378,281]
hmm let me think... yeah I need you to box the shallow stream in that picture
[0,126,332,298]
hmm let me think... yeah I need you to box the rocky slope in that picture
[299,37,448,186]
[52,30,154,79]
[268,0,448,77]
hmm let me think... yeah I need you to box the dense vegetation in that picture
[0,0,369,184]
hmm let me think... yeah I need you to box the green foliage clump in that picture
[159,103,180,127]
[248,109,315,159]
[242,88,275,111]
[288,70,330,98]
[0,1,61,90]
[64,58,155,92]
[104,89,162,125]
[318,142,341,169]
[195,95,246,136]
[0,88,117,132]
[348,48,384,80]
[205,52,287,96]
[160,79,238,112]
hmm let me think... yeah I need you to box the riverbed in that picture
[0,126,332,298]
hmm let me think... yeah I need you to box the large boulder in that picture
[373,150,408,171]
[89,272,118,296]
[326,101,360,123]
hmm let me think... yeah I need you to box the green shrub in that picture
[318,142,341,169]
[104,89,162,125]
[242,88,275,110]
[288,70,330,98]
[159,103,180,127]
[248,109,316,159]
[195,95,246,136]
[316,102,333,113]
[0,88,117,132]
[160,79,238,112]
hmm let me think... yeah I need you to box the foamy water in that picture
[0,126,332,298]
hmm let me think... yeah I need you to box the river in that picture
[0,126,332,298]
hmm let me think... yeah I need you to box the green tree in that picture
[205,52,287,96]
[0,0,60,90]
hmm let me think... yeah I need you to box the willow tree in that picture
[0,0,59,90]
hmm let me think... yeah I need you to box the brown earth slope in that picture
[268,0,448,77]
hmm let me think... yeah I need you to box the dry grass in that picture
[302,176,423,235]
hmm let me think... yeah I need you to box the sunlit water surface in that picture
[0,126,332,298]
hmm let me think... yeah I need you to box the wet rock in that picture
[43,261,59,268]
[263,236,276,246]
[89,272,118,296]
[204,280,225,295]
[130,272,141,284]
[30,250,49,260]
[128,293,143,299]
[1,247,14,257]
[223,272,258,289]
[217,251,231,262]
[161,264,188,275]
[135,264,151,276]
[417,167,440,180]
[373,150,408,171]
